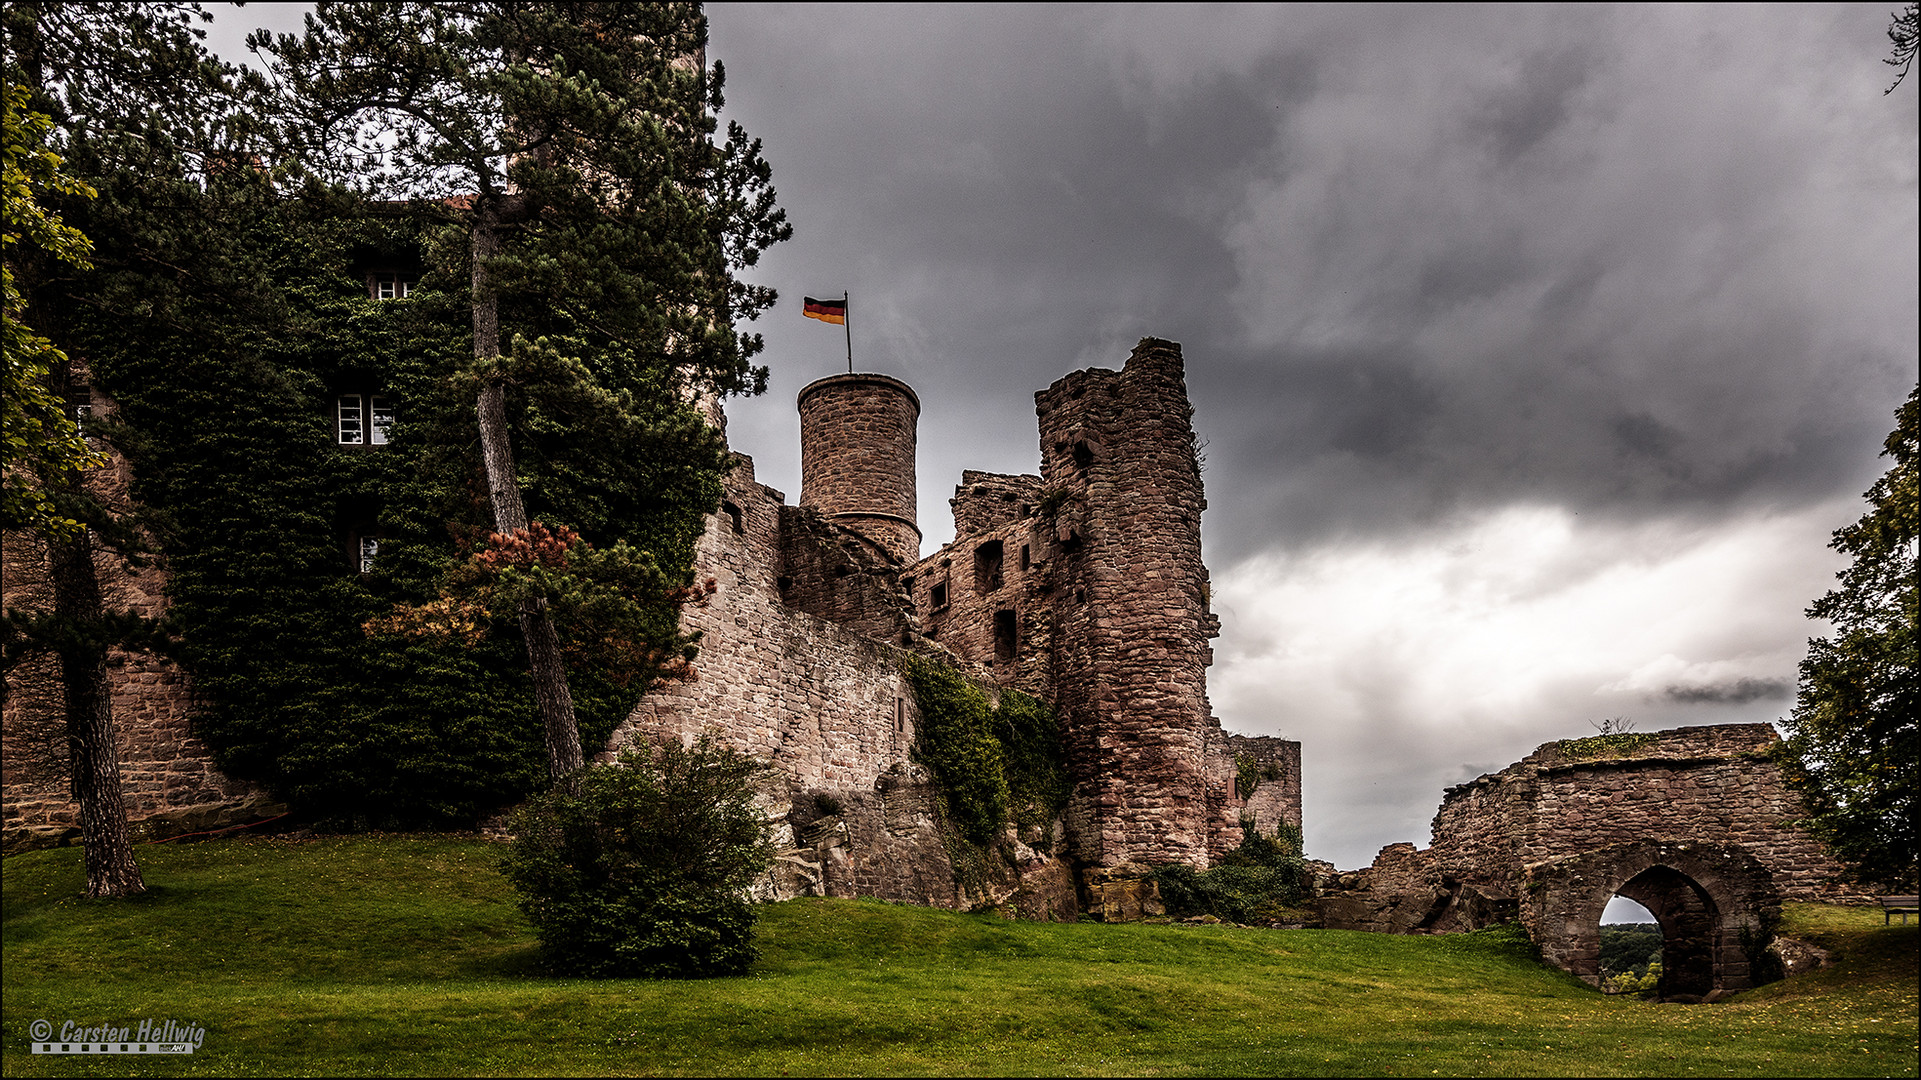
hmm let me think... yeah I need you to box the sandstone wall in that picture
[2,378,276,854]
[1227,734,1303,834]
[609,455,921,795]
[605,452,1078,915]
[1032,339,1229,867]
[1426,724,1851,901]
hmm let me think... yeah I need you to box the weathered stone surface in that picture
[1083,863,1167,922]
[1522,841,1781,998]
[9,342,1296,924]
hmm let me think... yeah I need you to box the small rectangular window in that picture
[930,581,948,609]
[370,273,416,300]
[359,536,379,574]
[369,396,393,445]
[338,395,364,444]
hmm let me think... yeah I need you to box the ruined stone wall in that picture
[1426,724,1851,901]
[2,382,276,854]
[612,451,1077,916]
[776,505,917,645]
[609,454,921,794]
[1227,734,1303,835]
[910,471,1056,698]
[797,373,921,566]
[1316,723,1861,935]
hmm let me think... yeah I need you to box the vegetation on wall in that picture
[902,654,1068,849]
[1235,751,1287,800]
[76,202,726,828]
[7,3,786,830]
[1153,818,1307,924]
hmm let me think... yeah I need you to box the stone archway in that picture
[1521,841,1781,1001]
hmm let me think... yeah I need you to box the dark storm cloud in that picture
[1662,678,1793,706]
[701,5,1912,869]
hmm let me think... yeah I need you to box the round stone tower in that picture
[797,372,921,564]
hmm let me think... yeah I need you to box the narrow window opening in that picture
[993,609,1017,663]
[369,272,417,299]
[1071,441,1093,470]
[1019,544,1031,571]
[357,535,380,575]
[930,581,948,609]
[777,575,793,593]
[338,394,364,445]
[721,501,743,533]
[974,539,1004,593]
[369,395,393,445]
[895,698,906,733]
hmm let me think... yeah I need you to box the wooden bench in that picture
[1882,895,1919,925]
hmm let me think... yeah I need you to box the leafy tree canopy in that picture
[1,83,103,539]
[1782,386,1919,891]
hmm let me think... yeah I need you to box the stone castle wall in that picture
[1032,340,1230,867]
[608,455,921,795]
[2,380,277,854]
[1228,734,1303,835]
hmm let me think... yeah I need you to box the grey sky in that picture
[210,4,1918,870]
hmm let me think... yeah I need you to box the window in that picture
[974,539,1004,593]
[368,272,416,299]
[994,609,1018,663]
[930,581,948,609]
[358,536,380,574]
[337,394,393,446]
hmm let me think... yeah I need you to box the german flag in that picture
[803,295,847,325]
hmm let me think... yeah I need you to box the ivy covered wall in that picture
[66,185,727,828]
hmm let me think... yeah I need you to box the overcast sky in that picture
[211,4,1918,872]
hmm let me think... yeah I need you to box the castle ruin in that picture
[4,338,1306,918]
[614,338,1301,911]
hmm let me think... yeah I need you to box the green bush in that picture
[501,737,774,978]
[1155,818,1306,923]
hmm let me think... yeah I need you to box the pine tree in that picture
[2,0,254,897]
[258,1,788,781]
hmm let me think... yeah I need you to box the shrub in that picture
[501,737,774,978]
[1155,818,1307,923]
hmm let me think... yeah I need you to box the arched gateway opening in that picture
[1522,841,1781,1002]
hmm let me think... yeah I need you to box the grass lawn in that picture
[3,834,1915,1077]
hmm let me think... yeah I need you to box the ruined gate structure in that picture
[1316,724,1858,997]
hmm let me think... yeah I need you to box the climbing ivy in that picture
[902,654,1068,850]
[66,181,724,827]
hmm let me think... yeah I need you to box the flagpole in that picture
[844,290,852,373]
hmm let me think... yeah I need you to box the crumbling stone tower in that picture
[905,339,1237,871]
[797,373,922,565]
[1036,339,1223,867]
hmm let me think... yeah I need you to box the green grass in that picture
[4,835,1915,1076]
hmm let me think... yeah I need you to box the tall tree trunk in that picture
[42,358,145,897]
[471,196,585,780]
